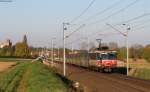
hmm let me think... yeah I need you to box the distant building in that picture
[0,39,12,48]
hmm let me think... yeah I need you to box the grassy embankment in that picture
[0,61,70,92]
[134,68,150,80]
[129,59,150,80]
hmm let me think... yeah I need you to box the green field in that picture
[129,59,150,80]
[0,61,70,92]
[134,68,150,80]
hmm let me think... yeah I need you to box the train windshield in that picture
[98,52,117,60]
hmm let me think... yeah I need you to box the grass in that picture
[26,62,67,92]
[0,62,28,92]
[128,59,150,80]
[134,68,150,80]
[0,61,69,92]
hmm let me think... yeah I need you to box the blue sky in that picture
[0,0,150,48]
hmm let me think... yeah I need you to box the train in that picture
[66,50,117,72]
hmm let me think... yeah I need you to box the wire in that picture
[70,0,96,23]
[66,24,86,38]
[87,0,140,26]
[118,12,150,24]
[133,24,150,31]
[131,19,150,28]
[79,0,123,23]
[65,31,121,46]
[129,18,150,24]
[67,0,140,45]
[54,24,86,46]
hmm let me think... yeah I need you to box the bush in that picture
[143,45,150,62]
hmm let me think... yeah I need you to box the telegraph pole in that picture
[106,23,130,76]
[87,37,89,52]
[71,43,74,54]
[58,47,59,60]
[123,24,130,76]
[51,40,53,61]
[51,38,55,62]
[63,22,70,76]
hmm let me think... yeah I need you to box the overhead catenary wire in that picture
[67,0,124,45]
[74,0,140,41]
[118,12,150,24]
[133,24,150,31]
[54,24,86,47]
[128,17,150,25]
[65,31,121,47]
[78,0,123,23]
[86,0,140,26]
[131,19,150,29]
[67,0,140,46]
[66,24,86,38]
[66,0,139,45]
[70,0,96,23]
[62,0,148,49]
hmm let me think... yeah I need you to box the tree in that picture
[89,42,96,51]
[129,44,144,61]
[143,44,150,62]
[23,34,27,44]
[15,42,30,57]
[0,46,13,56]
[14,35,30,58]
[80,41,88,50]
[108,42,118,50]
[116,47,126,61]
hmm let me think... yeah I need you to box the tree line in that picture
[0,35,30,58]
[0,36,150,62]
[116,44,150,62]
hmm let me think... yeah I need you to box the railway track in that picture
[54,61,150,92]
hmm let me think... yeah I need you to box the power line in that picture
[54,24,86,46]
[67,0,140,44]
[79,0,123,23]
[66,24,86,38]
[118,12,150,24]
[70,0,96,23]
[87,0,140,26]
[131,19,150,28]
[129,17,150,24]
[133,24,150,31]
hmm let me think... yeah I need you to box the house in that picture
[0,39,12,48]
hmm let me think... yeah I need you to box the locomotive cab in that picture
[89,50,117,72]
[98,51,117,72]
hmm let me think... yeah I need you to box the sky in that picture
[0,0,150,49]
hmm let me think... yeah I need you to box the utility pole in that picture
[87,37,89,53]
[51,37,55,62]
[71,43,74,54]
[87,37,90,67]
[51,38,54,62]
[58,47,59,60]
[63,22,70,76]
[123,24,130,76]
[106,23,130,76]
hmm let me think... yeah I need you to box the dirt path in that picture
[0,61,16,72]
[54,62,150,92]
